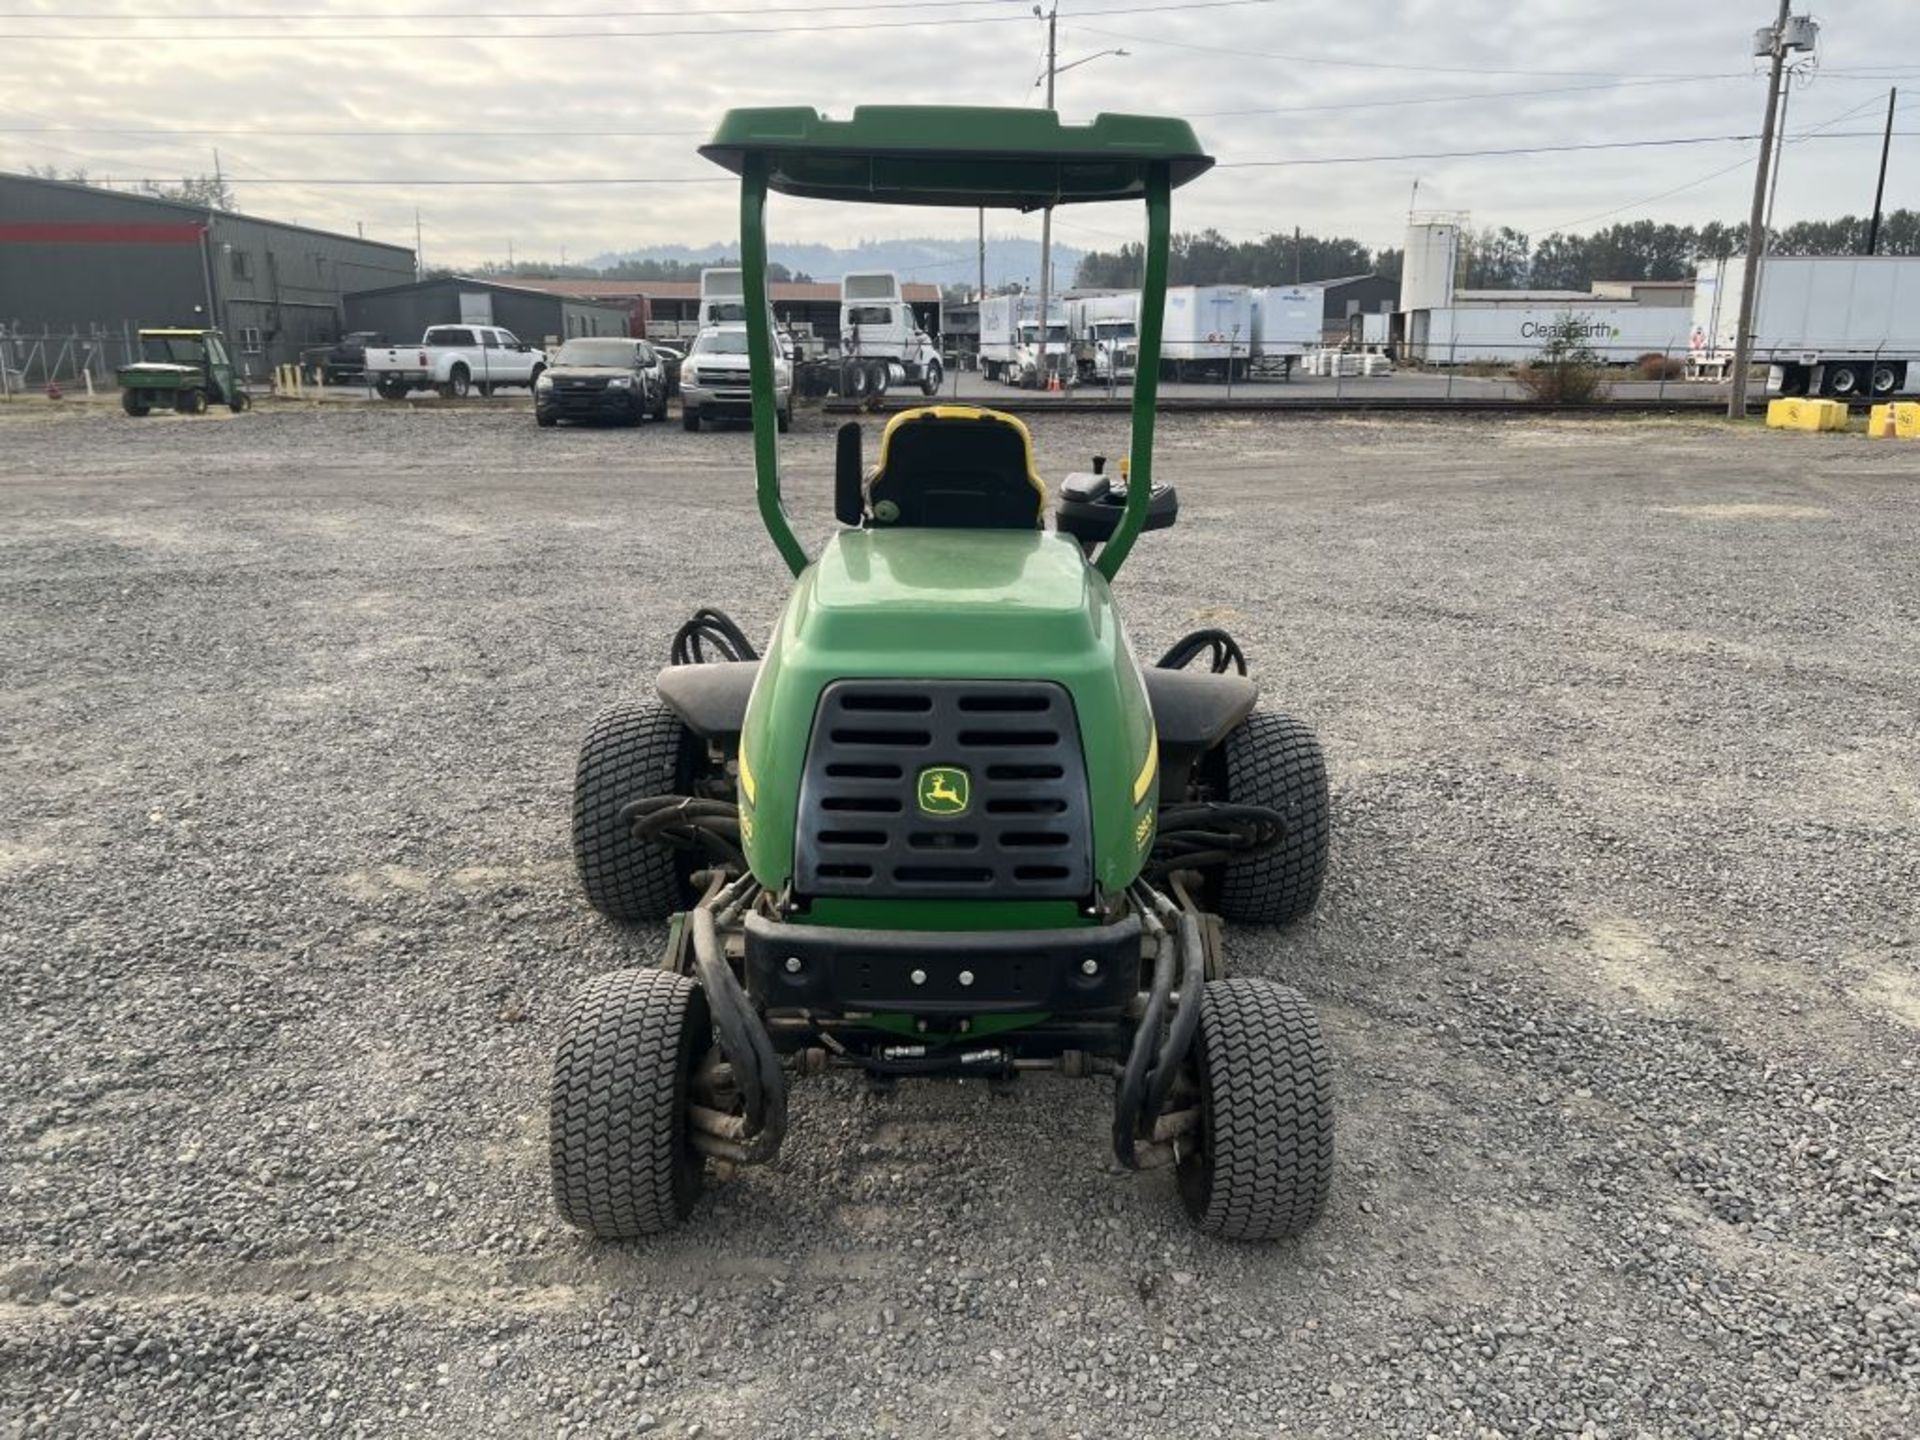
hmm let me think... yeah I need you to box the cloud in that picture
[0,0,1903,268]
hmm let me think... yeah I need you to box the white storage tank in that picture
[1400,221,1461,313]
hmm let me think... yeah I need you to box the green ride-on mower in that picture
[116,328,250,417]
[552,107,1335,1242]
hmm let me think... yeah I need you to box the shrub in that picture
[1516,319,1613,404]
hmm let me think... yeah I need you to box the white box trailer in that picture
[1690,256,1920,398]
[1249,285,1322,376]
[1161,285,1254,374]
[1404,302,1691,366]
[979,294,1068,386]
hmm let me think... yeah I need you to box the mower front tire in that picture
[1178,977,1333,1241]
[572,700,698,923]
[1215,711,1330,926]
[550,967,710,1238]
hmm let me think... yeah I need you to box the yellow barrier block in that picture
[1765,397,1848,431]
[1869,402,1920,439]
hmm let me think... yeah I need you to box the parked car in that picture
[299,331,386,385]
[651,343,684,396]
[535,337,670,427]
[680,325,792,432]
[363,325,547,400]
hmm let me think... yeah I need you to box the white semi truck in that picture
[1068,293,1139,383]
[1690,255,1920,398]
[839,271,942,396]
[979,294,1069,386]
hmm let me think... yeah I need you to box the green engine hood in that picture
[738,528,1158,920]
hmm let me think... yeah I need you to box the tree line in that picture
[1073,211,1919,292]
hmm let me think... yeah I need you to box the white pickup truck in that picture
[365,325,548,400]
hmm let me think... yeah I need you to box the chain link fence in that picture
[0,324,141,398]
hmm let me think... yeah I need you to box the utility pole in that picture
[978,206,986,300]
[1867,87,1896,255]
[1037,1,1058,385]
[1293,224,1302,284]
[414,207,424,278]
[1729,1,1797,420]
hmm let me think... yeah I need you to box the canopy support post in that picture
[1097,162,1170,581]
[740,155,809,577]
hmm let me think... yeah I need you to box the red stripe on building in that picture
[0,221,206,245]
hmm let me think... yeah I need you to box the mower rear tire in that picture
[1178,977,1333,1241]
[550,967,709,1238]
[121,390,150,417]
[572,699,699,923]
[1215,711,1330,926]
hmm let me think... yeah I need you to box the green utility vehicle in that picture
[116,329,250,416]
[552,107,1335,1241]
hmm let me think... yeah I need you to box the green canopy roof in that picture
[699,106,1212,210]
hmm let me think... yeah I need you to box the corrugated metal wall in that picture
[0,172,415,374]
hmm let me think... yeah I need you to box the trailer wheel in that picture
[121,390,150,417]
[1871,363,1904,396]
[1825,363,1863,397]
[920,359,943,397]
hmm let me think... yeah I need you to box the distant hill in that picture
[581,236,1086,291]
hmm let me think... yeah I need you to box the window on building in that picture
[231,249,253,281]
[239,327,264,354]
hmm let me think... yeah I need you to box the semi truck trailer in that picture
[1690,255,1920,398]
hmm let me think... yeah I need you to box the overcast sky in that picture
[0,0,1911,268]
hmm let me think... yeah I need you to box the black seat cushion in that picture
[867,408,1045,530]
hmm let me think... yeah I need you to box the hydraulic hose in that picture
[1112,889,1178,1170]
[690,894,787,1163]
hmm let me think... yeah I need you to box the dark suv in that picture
[535,338,670,427]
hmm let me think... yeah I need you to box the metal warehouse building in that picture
[342,276,632,351]
[0,170,417,377]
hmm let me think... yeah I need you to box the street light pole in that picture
[1729,1,1794,420]
[1038,2,1058,386]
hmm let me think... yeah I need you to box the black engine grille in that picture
[795,680,1093,900]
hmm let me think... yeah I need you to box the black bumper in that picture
[538,390,644,421]
[743,911,1142,1016]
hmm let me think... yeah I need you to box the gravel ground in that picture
[2,400,1916,1439]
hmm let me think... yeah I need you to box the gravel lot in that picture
[2,400,1916,1438]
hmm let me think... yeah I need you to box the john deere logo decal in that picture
[917,766,970,817]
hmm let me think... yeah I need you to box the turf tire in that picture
[550,967,709,1238]
[572,700,697,922]
[1215,711,1330,926]
[1178,977,1333,1241]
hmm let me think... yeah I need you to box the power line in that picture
[1189,73,1748,119]
[0,0,1027,13]
[0,125,707,138]
[1533,91,1899,231]
[1076,23,1752,79]
[0,0,1272,41]
[1214,130,1917,169]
